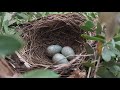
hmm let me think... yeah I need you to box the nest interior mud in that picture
[12,13,87,73]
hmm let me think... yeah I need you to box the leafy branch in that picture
[81,12,120,78]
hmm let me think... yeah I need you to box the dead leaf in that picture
[97,41,103,55]
[68,69,86,78]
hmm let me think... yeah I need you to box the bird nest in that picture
[11,13,89,77]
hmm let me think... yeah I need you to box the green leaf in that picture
[0,13,5,29]
[83,61,95,68]
[40,12,47,17]
[102,60,116,67]
[2,20,9,34]
[7,28,16,35]
[111,39,115,48]
[81,34,104,42]
[0,54,5,59]
[0,12,3,16]
[16,13,29,20]
[109,51,116,57]
[87,16,93,21]
[114,35,120,41]
[95,35,105,40]
[21,69,60,78]
[108,65,120,76]
[80,26,94,32]
[91,12,96,18]
[51,12,59,14]
[0,34,24,56]
[113,65,120,71]
[96,22,102,35]
[108,67,118,76]
[110,47,120,57]
[8,19,16,26]
[102,46,111,62]
[3,12,12,22]
[115,41,120,46]
[117,72,120,78]
[115,44,120,51]
[85,20,95,29]
[84,43,94,54]
[101,62,120,77]
[96,67,116,78]
[84,43,95,59]
[35,13,42,18]
[107,44,116,57]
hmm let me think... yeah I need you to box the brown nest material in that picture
[11,12,89,77]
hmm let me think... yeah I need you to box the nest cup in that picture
[16,13,86,68]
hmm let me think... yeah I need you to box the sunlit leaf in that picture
[115,41,120,46]
[102,46,111,62]
[0,13,5,29]
[110,47,120,57]
[109,51,116,57]
[106,45,116,57]
[8,19,16,26]
[3,12,12,22]
[22,69,60,78]
[2,20,9,33]
[111,39,115,48]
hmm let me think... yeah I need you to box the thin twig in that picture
[87,67,92,78]
[66,54,94,58]
[31,63,51,68]
[94,56,101,78]
[15,51,31,68]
